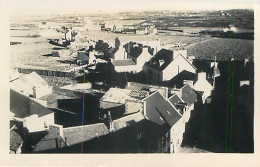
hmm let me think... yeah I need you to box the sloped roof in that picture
[100,88,144,104]
[180,84,197,105]
[30,99,54,117]
[108,47,119,55]
[63,111,145,146]
[63,123,109,146]
[129,46,143,58]
[143,91,182,126]
[113,112,145,131]
[39,93,76,108]
[149,49,174,71]
[10,89,54,118]
[112,59,135,66]
[10,130,23,151]
[10,72,48,95]
[161,70,197,88]
[169,93,185,106]
[100,88,132,104]
[173,54,197,71]
[32,125,66,152]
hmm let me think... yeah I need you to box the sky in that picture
[7,0,256,15]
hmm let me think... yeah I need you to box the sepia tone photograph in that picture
[6,0,256,157]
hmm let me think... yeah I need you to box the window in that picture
[137,133,141,140]
[137,132,144,140]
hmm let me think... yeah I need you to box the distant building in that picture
[39,21,49,29]
[107,37,127,60]
[122,28,136,34]
[136,27,148,35]
[77,51,89,65]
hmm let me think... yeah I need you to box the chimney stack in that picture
[171,88,182,97]
[32,86,37,98]
[183,80,194,88]
[107,111,114,132]
[198,72,207,81]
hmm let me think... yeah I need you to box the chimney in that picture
[32,86,37,98]
[107,111,114,132]
[128,41,132,54]
[244,58,249,67]
[171,88,182,97]
[183,80,194,88]
[198,72,207,81]
[142,47,149,54]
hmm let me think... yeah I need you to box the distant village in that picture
[9,14,254,153]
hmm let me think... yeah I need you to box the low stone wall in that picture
[18,68,76,78]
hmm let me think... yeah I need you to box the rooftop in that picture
[63,111,145,146]
[180,84,197,105]
[10,71,49,95]
[39,93,76,109]
[143,91,182,126]
[100,88,146,104]
[169,93,185,106]
[112,59,136,66]
[63,123,109,146]
[10,130,23,151]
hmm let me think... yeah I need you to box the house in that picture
[193,72,213,103]
[111,59,137,73]
[10,89,55,133]
[31,81,197,153]
[117,41,154,73]
[107,37,127,60]
[27,124,66,153]
[60,90,185,153]
[10,71,52,99]
[144,48,197,84]
[172,84,197,110]
[110,44,153,73]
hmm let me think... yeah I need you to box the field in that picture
[10,10,254,74]
[10,29,77,71]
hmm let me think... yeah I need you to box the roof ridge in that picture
[176,53,197,70]
[63,122,105,130]
[166,98,182,117]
